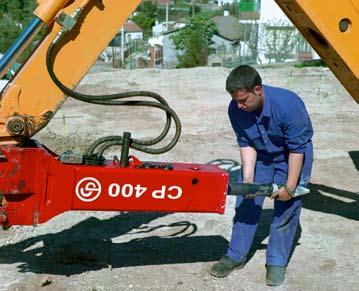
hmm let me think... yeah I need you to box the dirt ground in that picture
[0,64,358,290]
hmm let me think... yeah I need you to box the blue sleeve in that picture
[282,99,313,153]
[228,102,250,147]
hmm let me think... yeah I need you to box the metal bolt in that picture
[339,18,351,32]
[0,212,7,223]
[7,118,26,136]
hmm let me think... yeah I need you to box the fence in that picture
[218,22,317,68]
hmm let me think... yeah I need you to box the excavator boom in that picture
[275,0,359,103]
[0,0,141,143]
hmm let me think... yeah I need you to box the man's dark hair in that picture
[226,65,262,93]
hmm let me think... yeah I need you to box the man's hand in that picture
[245,193,256,199]
[271,186,292,201]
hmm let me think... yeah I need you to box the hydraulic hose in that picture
[46,36,181,157]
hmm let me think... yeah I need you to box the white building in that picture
[209,15,242,66]
[152,21,186,36]
[258,0,319,62]
[148,30,182,68]
[123,20,143,43]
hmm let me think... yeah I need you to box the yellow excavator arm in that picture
[0,0,358,145]
[275,0,359,103]
[0,0,141,143]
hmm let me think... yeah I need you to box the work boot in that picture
[266,264,286,286]
[208,255,246,278]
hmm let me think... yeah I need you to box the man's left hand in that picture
[271,186,292,201]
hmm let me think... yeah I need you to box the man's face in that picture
[230,86,263,112]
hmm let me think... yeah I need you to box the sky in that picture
[260,0,289,22]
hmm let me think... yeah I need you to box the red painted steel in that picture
[0,142,229,226]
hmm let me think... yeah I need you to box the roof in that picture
[154,21,186,32]
[148,28,182,40]
[123,21,143,33]
[165,22,176,31]
[212,16,243,41]
[156,0,170,5]
[146,0,170,5]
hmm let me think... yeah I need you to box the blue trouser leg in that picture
[266,197,302,266]
[226,161,274,262]
[226,195,265,262]
[267,143,312,266]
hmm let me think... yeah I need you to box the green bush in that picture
[293,59,327,68]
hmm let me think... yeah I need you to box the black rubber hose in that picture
[46,38,181,156]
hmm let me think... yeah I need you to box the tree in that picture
[262,19,297,63]
[189,2,201,17]
[171,13,217,68]
[229,1,239,17]
[131,1,158,38]
[0,0,36,52]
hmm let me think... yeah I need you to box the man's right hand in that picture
[245,193,256,199]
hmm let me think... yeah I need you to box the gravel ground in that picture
[0,64,358,290]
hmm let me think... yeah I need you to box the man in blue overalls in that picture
[209,65,313,286]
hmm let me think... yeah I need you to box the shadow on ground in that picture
[0,212,229,276]
[305,183,359,221]
[0,209,283,276]
[0,208,296,276]
[348,151,359,171]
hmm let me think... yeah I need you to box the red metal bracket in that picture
[0,141,229,226]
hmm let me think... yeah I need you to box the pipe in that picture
[120,132,131,167]
[0,16,44,79]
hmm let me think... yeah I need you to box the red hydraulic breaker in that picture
[0,141,229,226]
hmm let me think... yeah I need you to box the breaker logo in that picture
[75,177,102,202]
[75,178,183,203]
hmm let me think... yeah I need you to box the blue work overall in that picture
[227,85,314,267]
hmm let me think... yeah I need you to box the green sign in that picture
[239,0,257,12]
